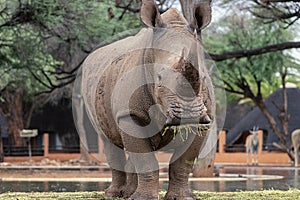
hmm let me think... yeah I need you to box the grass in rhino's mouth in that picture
[162,124,210,141]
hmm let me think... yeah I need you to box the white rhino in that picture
[82,1,214,199]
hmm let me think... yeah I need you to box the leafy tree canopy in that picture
[0,0,141,97]
[0,0,141,145]
[204,10,300,103]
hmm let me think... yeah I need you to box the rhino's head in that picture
[140,0,214,133]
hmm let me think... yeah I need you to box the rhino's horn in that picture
[180,44,198,81]
[173,48,186,72]
[182,44,201,94]
[187,42,199,68]
[173,46,200,85]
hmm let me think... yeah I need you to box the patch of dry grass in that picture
[0,189,299,200]
[193,189,300,200]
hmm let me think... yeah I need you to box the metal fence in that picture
[223,143,286,153]
[3,145,81,156]
[224,144,246,152]
[3,146,44,156]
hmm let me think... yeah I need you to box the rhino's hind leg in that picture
[165,136,203,200]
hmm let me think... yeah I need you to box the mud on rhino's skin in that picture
[81,0,215,199]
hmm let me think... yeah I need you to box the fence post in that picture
[44,133,49,158]
[258,130,263,154]
[98,136,105,162]
[219,130,226,153]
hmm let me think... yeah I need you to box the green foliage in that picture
[1,9,57,103]
[87,3,141,41]
[205,12,300,104]
[0,0,141,99]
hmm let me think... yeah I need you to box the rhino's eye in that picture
[157,74,163,88]
[158,74,162,81]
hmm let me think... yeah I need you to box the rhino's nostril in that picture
[165,114,211,126]
[166,116,173,125]
[200,115,211,124]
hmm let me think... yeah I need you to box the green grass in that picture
[0,189,299,200]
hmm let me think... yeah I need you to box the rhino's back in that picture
[82,28,153,142]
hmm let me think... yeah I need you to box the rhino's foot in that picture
[105,185,125,198]
[122,185,137,198]
[105,182,137,198]
[128,192,159,200]
[164,190,196,200]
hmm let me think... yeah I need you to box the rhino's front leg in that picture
[119,116,159,200]
[101,134,127,198]
[105,169,126,197]
[165,136,204,200]
[123,156,138,198]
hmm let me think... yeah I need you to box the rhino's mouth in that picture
[165,96,211,124]
[160,96,212,141]
[162,123,211,142]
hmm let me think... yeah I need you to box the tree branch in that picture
[249,0,300,27]
[115,0,140,14]
[118,0,135,20]
[262,0,300,3]
[208,41,300,61]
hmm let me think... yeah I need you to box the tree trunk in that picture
[255,99,294,160]
[73,73,90,162]
[193,144,216,177]
[78,114,90,162]
[0,127,3,162]
[248,68,293,160]
[179,0,216,177]
[0,86,25,146]
[281,69,289,136]
[78,103,90,162]
[79,138,90,162]
[179,0,197,23]
[24,95,49,129]
[78,102,90,162]
[179,0,211,23]
[256,100,285,143]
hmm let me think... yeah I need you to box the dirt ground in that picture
[0,169,112,179]
[0,159,112,179]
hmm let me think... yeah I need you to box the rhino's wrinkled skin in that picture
[82,1,215,199]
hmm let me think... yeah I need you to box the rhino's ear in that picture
[192,2,212,31]
[141,0,163,28]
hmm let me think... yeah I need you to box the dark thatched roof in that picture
[223,101,254,130]
[226,87,300,146]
